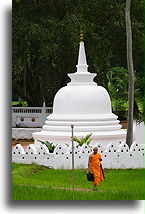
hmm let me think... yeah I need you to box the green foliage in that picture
[107,67,128,120]
[107,67,128,98]
[72,133,92,146]
[111,99,128,120]
[12,163,144,200]
[12,101,28,107]
[134,72,144,122]
[12,0,143,111]
[38,140,56,153]
[107,67,143,121]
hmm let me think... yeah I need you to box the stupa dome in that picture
[52,41,113,116]
[53,85,112,115]
[33,38,126,146]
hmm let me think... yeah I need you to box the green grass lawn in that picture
[12,163,144,200]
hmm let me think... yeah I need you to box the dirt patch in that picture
[12,139,34,146]
[120,121,127,129]
[12,139,34,151]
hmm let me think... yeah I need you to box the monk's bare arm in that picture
[99,154,102,162]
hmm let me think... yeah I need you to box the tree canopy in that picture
[12,0,143,120]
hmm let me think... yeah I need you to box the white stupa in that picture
[33,35,126,147]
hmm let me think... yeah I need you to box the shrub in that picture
[72,133,92,147]
[38,140,57,153]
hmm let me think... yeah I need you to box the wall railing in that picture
[12,106,53,127]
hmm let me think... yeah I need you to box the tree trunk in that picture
[23,56,36,106]
[125,0,134,147]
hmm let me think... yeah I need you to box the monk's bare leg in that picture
[93,184,98,191]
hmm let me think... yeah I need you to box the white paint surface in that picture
[12,142,144,169]
[33,41,126,146]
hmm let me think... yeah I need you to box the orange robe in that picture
[90,153,104,186]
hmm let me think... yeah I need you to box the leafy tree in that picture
[107,66,143,121]
[107,67,128,120]
[13,0,143,115]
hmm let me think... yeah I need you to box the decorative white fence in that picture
[12,141,144,169]
[12,104,53,128]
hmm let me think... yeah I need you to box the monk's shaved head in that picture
[93,147,98,154]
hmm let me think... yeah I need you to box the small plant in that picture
[72,133,92,147]
[38,140,57,153]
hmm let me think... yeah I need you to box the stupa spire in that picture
[67,33,97,85]
[80,30,84,42]
[76,31,88,73]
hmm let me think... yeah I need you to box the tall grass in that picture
[12,163,144,200]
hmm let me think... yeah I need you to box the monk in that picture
[88,147,104,191]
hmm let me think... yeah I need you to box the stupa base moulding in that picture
[33,131,126,148]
